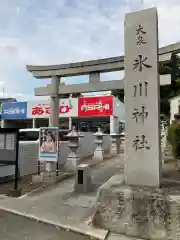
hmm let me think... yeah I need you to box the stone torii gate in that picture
[26,42,180,128]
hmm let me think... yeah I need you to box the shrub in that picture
[167,123,180,159]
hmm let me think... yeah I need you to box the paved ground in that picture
[0,210,89,240]
[0,154,124,240]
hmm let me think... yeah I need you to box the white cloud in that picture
[0,0,179,100]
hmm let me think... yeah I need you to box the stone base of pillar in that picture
[93,150,104,162]
[32,162,57,184]
[92,174,180,240]
[110,133,120,156]
[65,155,81,172]
[40,171,61,184]
[110,143,119,156]
[120,140,125,153]
[46,162,56,172]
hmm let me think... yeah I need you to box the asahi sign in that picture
[82,103,110,111]
[78,96,113,117]
[124,8,161,187]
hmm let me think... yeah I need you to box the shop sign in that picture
[27,99,78,118]
[78,96,113,117]
[2,102,27,119]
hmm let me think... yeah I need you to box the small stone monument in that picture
[74,164,93,193]
[110,132,121,155]
[93,127,106,162]
[65,126,84,171]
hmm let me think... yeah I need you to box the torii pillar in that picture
[49,76,60,128]
[46,76,60,172]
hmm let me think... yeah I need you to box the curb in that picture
[0,207,108,240]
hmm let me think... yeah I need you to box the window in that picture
[19,131,39,141]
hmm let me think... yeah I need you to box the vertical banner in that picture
[39,127,59,162]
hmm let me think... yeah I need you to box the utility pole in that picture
[2,87,5,98]
[140,0,144,9]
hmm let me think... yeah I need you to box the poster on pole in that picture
[39,127,59,162]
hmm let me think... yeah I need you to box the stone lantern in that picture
[93,127,106,161]
[65,126,84,171]
[110,132,121,156]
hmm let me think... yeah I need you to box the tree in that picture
[111,89,124,102]
[112,55,180,117]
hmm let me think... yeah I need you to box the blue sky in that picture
[0,0,180,100]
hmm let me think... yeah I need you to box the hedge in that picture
[167,123,180,159]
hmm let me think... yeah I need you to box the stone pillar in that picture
[65,126,84,171]
[32,118,36,128]
[69,117,72,130]
[110,116,119,134]
[48,75,60,172]
[93,128,106,162]
[110,116,115,134]
[119,131,125,153]
[110,133,121,156]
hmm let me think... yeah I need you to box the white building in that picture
[170,95,180,123]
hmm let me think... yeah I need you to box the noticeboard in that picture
[0,128,19,164]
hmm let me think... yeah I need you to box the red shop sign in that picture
[78,96,113,117]
[31,104,73,116]
[32,104,50,116]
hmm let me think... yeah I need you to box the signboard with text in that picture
[2,102,27,119]
[78,96,113,117]
[27,98,78,118]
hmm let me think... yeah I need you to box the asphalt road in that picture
[0,210,90,240]
[0,154,124,240]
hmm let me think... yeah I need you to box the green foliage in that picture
[111,89,124,102]
[167,123,180,158]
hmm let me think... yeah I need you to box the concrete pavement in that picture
[0,154,124,240]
